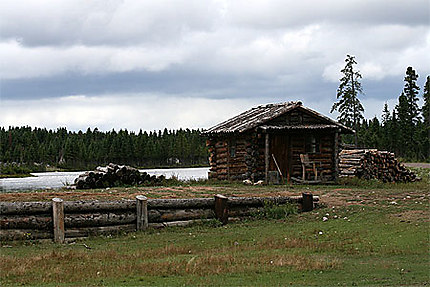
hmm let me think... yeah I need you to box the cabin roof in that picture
[258,124,341,131]
[204,101,354,134]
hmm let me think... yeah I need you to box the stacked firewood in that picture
[74,163,165,189]
[339,149,418,183]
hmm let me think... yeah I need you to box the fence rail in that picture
[0,193,318,242]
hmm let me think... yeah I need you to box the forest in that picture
[331,58,429,162]
[0,127,209,172]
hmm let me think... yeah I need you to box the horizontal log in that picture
[228,196,318,207]
[147,198,214,209]
[0,229,53,241]
[65,224,136,238]
[0,201,138,215]
[1,198,220,215]
[0,214,52,230]
[65,211,136,228]
[148,208,215,223]
[340,170,356,175]
[215,142,227,148]
[339,163,361,167]
[320,148,333,153]
[216,147,228,153]
[340,158,364,162]
[228,168,247,174]
[64,200,135,213]
[0,201,52,215]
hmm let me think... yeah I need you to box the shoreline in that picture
[0,174,35,179]
[1,165,210,179]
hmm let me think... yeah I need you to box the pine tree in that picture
[396,92,411,157]
[381,102,391,125]
[396,67,420,159]
[404,67,421,123]
[380,102,392,152]
[330,55,365,146]
[423,76,430,125]
[421,76,429,159]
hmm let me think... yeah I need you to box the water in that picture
[0,167,210,192]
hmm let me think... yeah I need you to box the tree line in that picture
[0,127,209,170]
[332,55,429,162]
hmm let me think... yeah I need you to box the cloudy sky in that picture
[1,0,429,132]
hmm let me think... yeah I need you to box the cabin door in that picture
[269,134,290,182]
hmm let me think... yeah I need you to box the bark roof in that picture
[204,101,354,134]
[258,124,341,131]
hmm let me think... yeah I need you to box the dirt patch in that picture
[0,183,428,215]
[0,186,301,202]
[391,210,429,222]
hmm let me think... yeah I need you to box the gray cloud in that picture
[227,0,429,29]
[1,0,429,130]
[0,0,220,47]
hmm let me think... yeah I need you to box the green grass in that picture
[1,167,429,285]
[1,183,429,286]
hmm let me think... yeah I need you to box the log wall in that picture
[0,194,318,241]
[207,134,255,180]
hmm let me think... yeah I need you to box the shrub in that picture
[253,201,298,220]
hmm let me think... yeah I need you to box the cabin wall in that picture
[207,134,254,180]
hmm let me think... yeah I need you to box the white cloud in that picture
[361,63,385,81]
[321,24,430,83]
[322,61,344,83]
[0,94,262,132]
[0,41,187,79]
[306,96,399,123]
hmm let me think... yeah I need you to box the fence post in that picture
[52,198,65,243]
[301,193,313,212]
[214,194,228,224]
[136,195,148,231]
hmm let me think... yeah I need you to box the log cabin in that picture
[203,101,354,183]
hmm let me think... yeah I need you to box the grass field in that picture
[1,169,429,286]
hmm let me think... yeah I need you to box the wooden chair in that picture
[300,154,318,181]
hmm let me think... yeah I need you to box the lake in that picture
[0,167,210,192]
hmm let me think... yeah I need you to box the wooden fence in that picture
[0,193,318,242]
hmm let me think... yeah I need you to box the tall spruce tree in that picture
[395,67,420,159]
[422,76,430,159]
[381,102,391,125]
[381,102,392,151]
[330,55,365,146]
[404,67,421,123]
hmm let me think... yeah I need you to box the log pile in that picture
[339,149,418,183]
[74,163,165,189]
